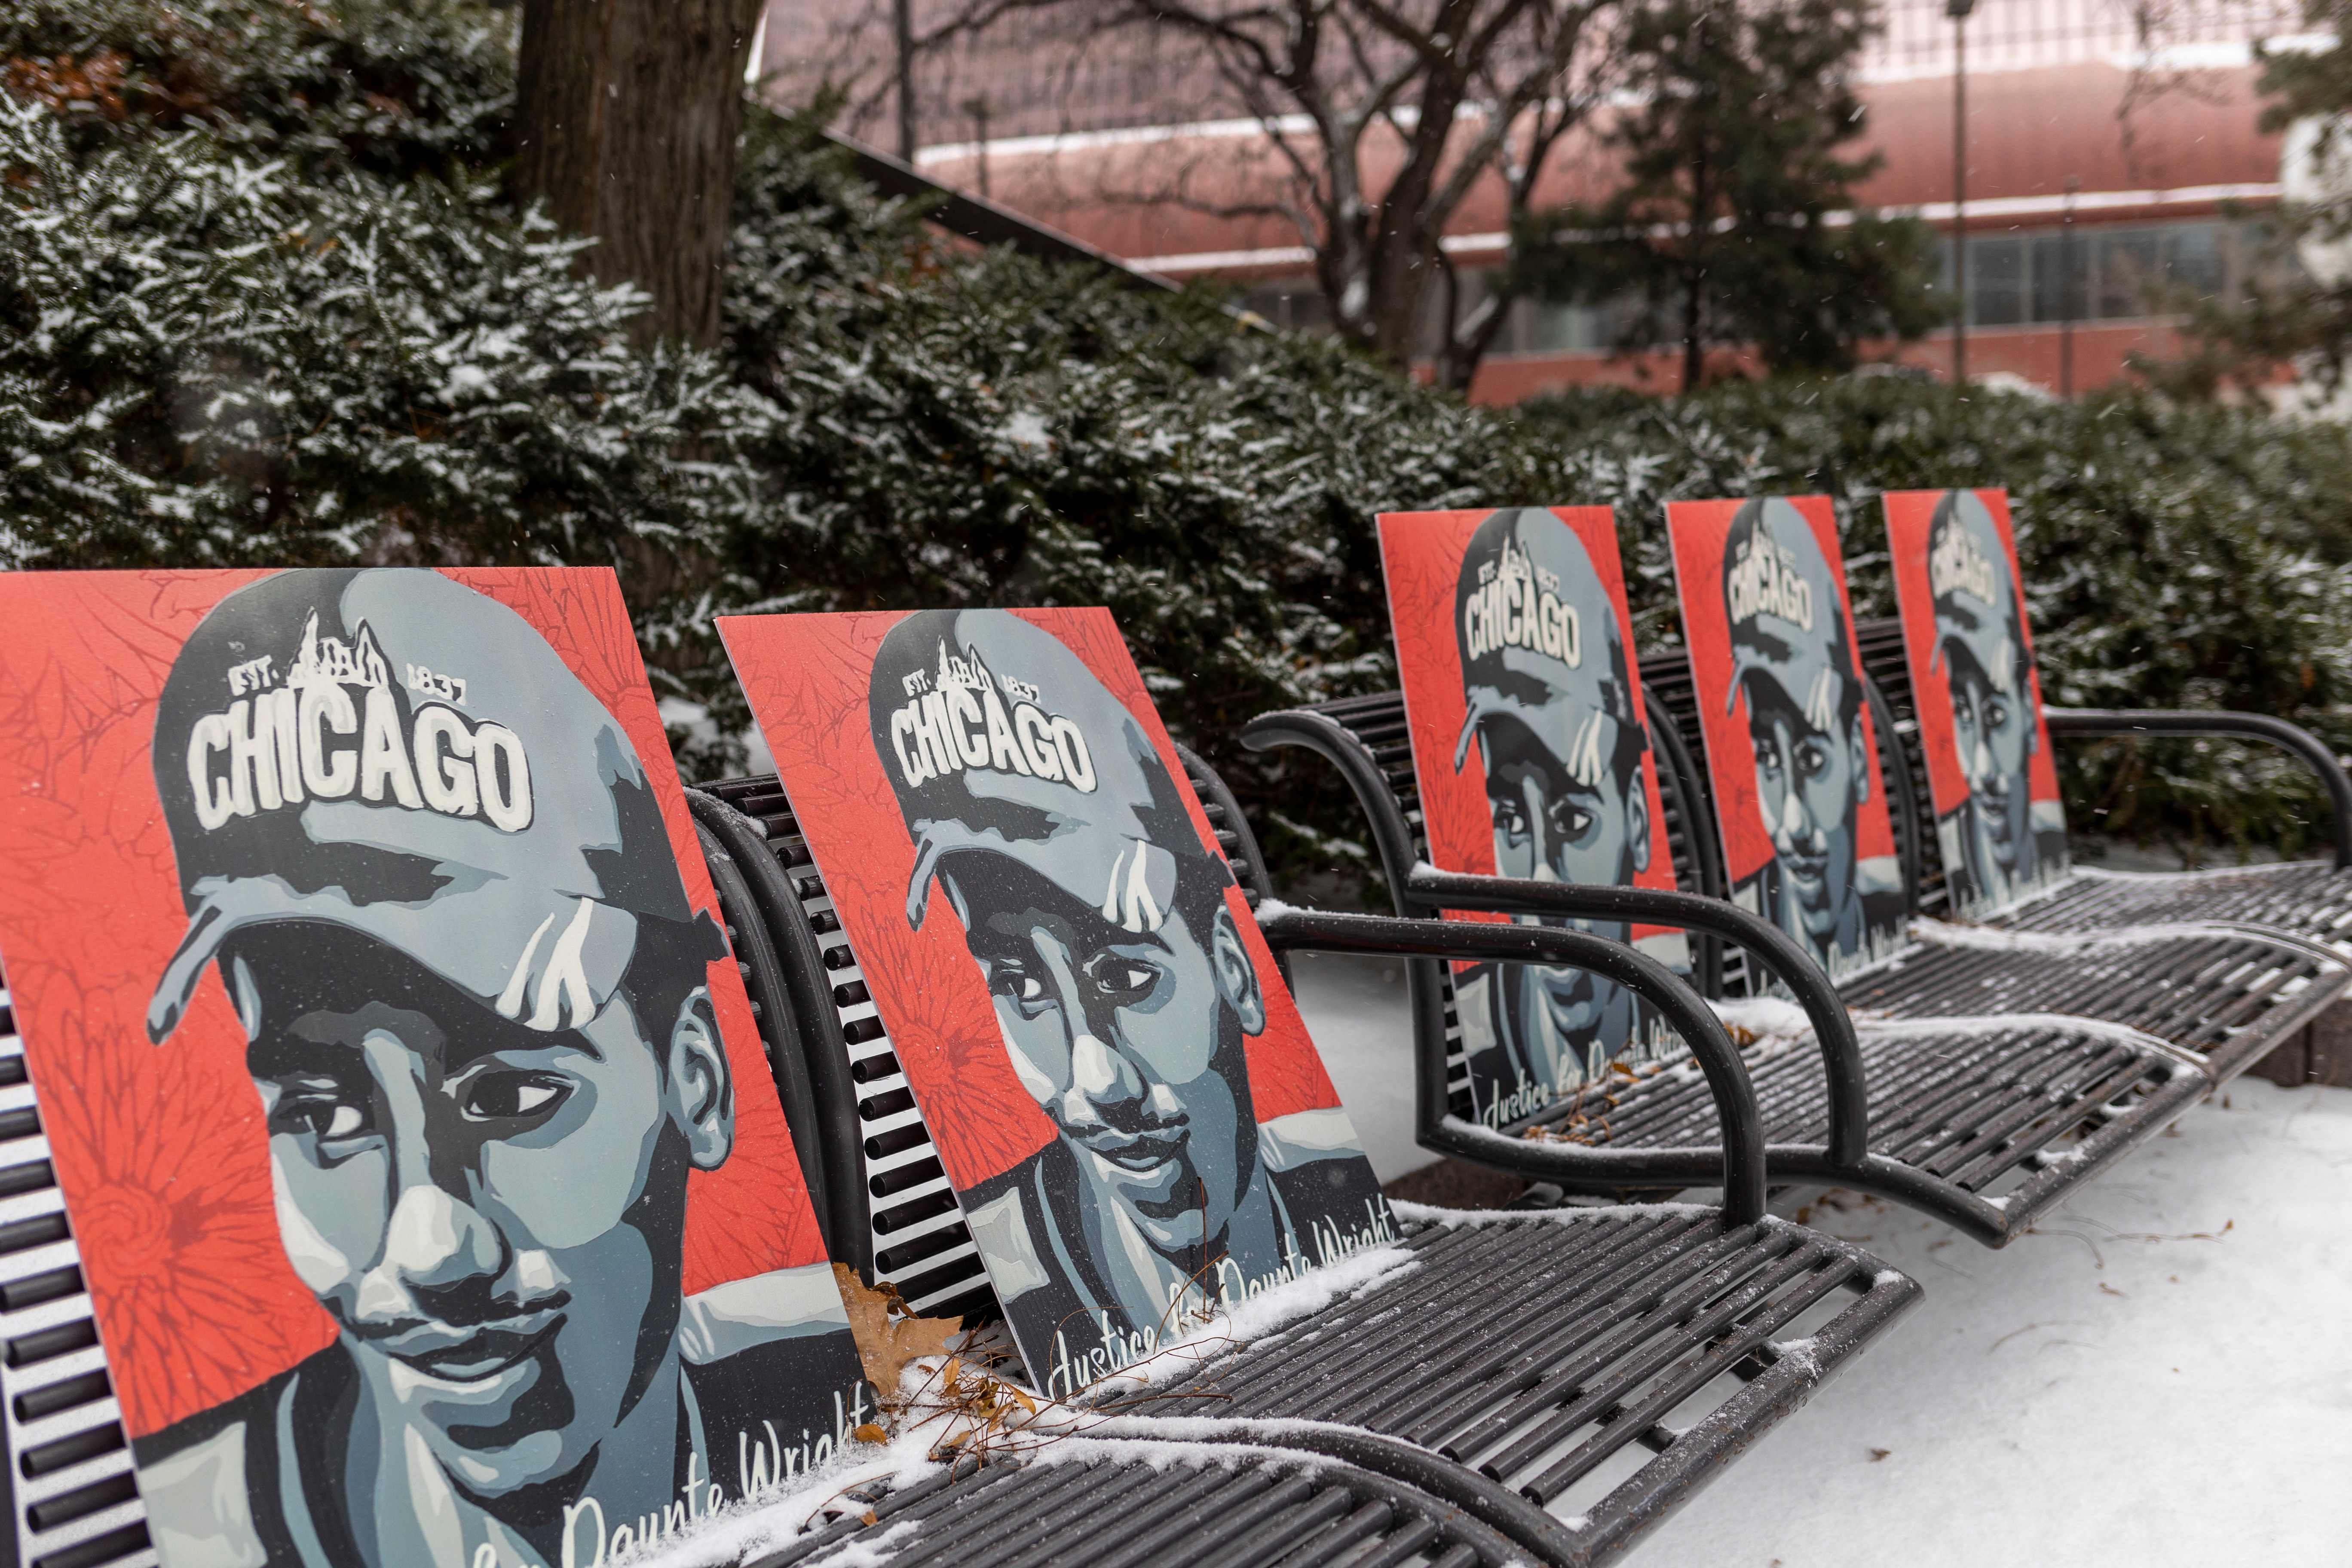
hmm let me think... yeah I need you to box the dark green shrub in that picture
[1523,377,2352,858]
[1,0,511,174]
[7,0,2349,876]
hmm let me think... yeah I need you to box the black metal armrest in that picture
[2043,707,2352,869]
[686,788,876,1276]
[1405,869,1871,1170]
[1253,903,1768,1227]
[1239,708,1424,912]
[1240,705,1869,1172]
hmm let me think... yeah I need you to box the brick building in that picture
[756,0,2312,400]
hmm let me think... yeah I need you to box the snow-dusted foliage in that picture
[7,0,2352,865]
[0,100,768,589]
[1,0,511,172]
[1527,380,2352,858]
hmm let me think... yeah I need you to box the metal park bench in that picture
[1238,672,2347,1246]
[690,773,1920,1568]
[0,989,153,1568]
[1848,616,2352,971]
[0,989,1548,1568]
[1641,640,2352,1086]
[0,816,1743,1568]
[0,880,1575,1568]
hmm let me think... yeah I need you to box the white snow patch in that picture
[1907,917,2262,954]
[1017,1431,1308,1476]
[1769,1336,1822,1380]
[1388,1197,1720,1226]
[1287,952,1427,1184]
[1853,1011,2198,1064]
[1623,1078,2352,1566]
[2071,860,2321,886]
[1709,1001,2205,1069]
[437,363,496,401]
[1709,995,1815,1040]
[999,409,1051,449]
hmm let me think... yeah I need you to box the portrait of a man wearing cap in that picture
[868,609,1384,1374]
[1718,499,1905,975]
[1449,509,1685,1113]
[132,570,861,1568]
[1926,490,2068,913]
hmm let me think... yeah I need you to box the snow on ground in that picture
[1287,951,1428,1183]
[1629,1078,2352,1567]
[1293,955,2352,1567]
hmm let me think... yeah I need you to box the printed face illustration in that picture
[876,608,1277,1300]
[223,910,729,1501]
[141,569,743,1552]
[1453,509,1653,1089]
[1744,675,1868,947]
[1476,710,1645,1061]
[941,859,1264,1259]
[1930,492,2041,905]
[1946,635,2034,882]
[1720,499,1873,962]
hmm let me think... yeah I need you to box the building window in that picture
[1972,234,2027,327]
[1245,213,2272,361]
[1942,218,2262,328]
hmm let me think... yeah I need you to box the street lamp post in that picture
[894,0,919,161]
[1949,0,1975,385]
[2059,175,2079,397]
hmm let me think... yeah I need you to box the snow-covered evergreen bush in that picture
[2,0,510,172]
[1527,378,2352,858]
[6,0,2351,869]
[0,97,768,600]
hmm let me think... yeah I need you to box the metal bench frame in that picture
[1238,663,2346,1243]
[1849,617,2352,977]
[0,836,1587,1568]
[691,775,1919,1568]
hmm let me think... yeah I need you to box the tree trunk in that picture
[1681,267,1705,392]
[512,0,768,347]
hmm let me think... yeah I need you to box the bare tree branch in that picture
[885,0,1624,386]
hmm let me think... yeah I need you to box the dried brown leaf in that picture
[833,1263,964,1395]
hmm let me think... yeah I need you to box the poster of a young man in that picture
[1884,488,2070,916]
[1378,507,1690,1125]
[1669,497,1905,978]
[722,608,1392,1397]
[0,569,867,1568]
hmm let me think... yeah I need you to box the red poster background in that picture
[1665,497,1899,883]
[719,608,1346,1194]
[1378,507,1682,938]
[0,569,828,1440]
[1881,489,2064,820]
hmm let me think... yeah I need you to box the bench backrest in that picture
[0,568,871,1568]
[1664,497,1911,982]
[1880,489,2073,917]
[718,608,1395,1399]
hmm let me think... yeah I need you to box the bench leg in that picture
[2249,995,2352,1087]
